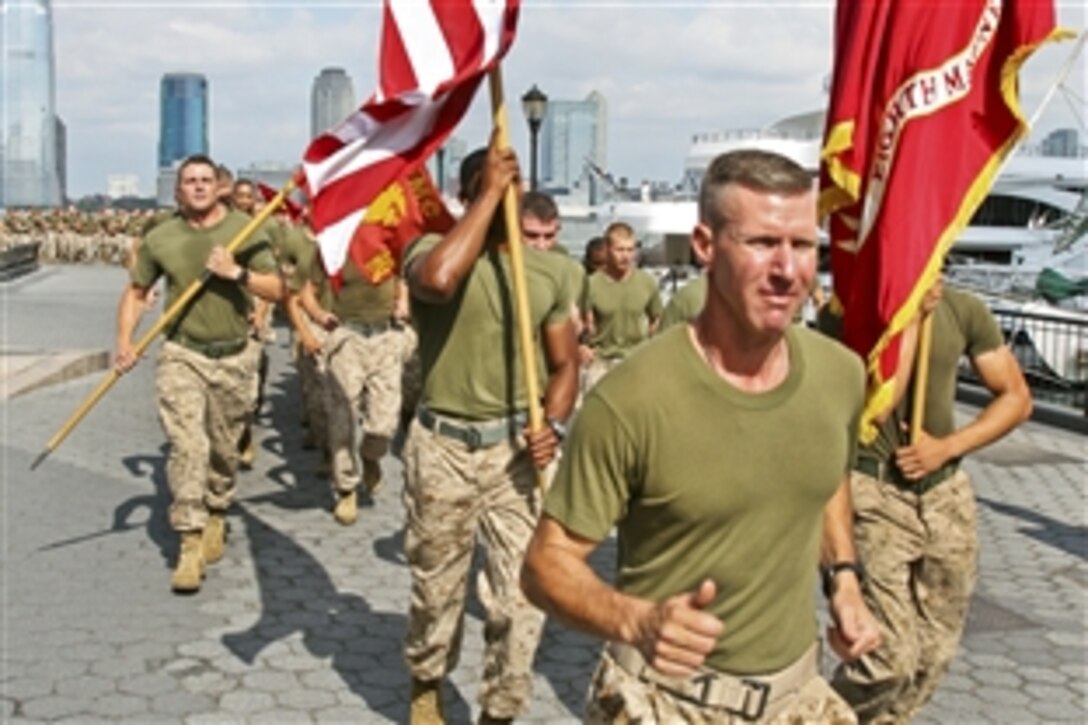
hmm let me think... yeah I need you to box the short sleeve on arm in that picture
[129,241,159,288]
[543,392,639,542]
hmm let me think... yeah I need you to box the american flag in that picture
[302,0,520,276]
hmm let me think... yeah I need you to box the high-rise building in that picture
[158,73,208,169]
[54,114,66,202]
[311,68,356,139]
[1,0,62,207]
[540,90,607,204]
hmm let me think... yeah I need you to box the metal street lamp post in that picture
[521,84,548,191]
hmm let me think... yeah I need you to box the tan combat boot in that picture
[334,489,358,526]
[202,513,227,564]
[171,532,205,593]
[478,714,512,725]
[410,678,445,725]
[363,458,384,496]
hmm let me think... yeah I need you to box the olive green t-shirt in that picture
[131,209,276,343]
[553,248,586,312]
[309,256,395,325]
[817,287,1004,460]
[659,273,707,330]
[545,325,864,674]
[406,234,574,420]
[278,225,312,288]
[584,269,663,358]
[873,287,1004,460]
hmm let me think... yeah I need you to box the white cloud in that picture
[49,2,1085,197]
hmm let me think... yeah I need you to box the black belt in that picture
[855,456,958,495]
[416,406,527,451]
[171,334,248,360]
[343,320,392,337]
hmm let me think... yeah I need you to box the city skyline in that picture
[44,3,1088,199]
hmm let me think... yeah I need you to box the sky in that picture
[48,0,1087,198]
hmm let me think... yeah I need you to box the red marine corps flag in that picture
[344,165,456,286]
[302,0,520,279]
[819,0,1066,439]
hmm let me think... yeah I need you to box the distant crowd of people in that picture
[0,207,172,264]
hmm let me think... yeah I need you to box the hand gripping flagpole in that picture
[487,66,546,486]
[30,176,298,471]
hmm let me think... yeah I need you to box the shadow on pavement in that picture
[221,504,471,721]
[978,496,1088,562]
[37,445,174,568]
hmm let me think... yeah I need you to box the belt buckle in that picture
[733,679,770,721]
[463,425,483,451]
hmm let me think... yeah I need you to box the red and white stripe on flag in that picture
[303,0,520,276]
[818,0,1065,440]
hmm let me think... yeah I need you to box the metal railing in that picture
[959,306,1088,421]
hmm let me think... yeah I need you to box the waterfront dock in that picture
[2,266,1084,723]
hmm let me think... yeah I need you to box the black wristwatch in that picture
[235,267,250,287]
[546,417,568,442]
[822,561,866,598]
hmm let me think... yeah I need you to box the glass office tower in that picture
[1,0,62,207]
[158,73,209,169]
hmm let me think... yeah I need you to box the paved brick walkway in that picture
[1,266,1085,723]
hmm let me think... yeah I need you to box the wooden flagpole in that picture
[909,312,933,443]
[30,177,297,470]
[486,66,546,483]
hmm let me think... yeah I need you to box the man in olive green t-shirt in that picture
[230,178,281,468]
[520,190,585,338]
[522,149,881,722]
[829,281,1031,722]
[401,138,579,723]
[280,219,333,471]
[659,270,707,330]
[581,221,663,390]
[115,155,284,594]
[299,251,406,526]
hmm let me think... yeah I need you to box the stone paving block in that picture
[300,670,346,692]
[19,695,86,720]
[1018,664,1071,685]
[219,690,277,713]
[118,672,179,697]
[1025,682,1078,703]
[151,691,216,716]
[242,671,302,692]
[1027,698,1087,721]
[54,674,115,699]
[974,684,1031,707]
[185,713,245,725]
[275,688,338,710]
[314,705,379,723]
[89,655,148,679]
[1,676,54,700]
[180,672,239,697]
[249,709,316,724]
